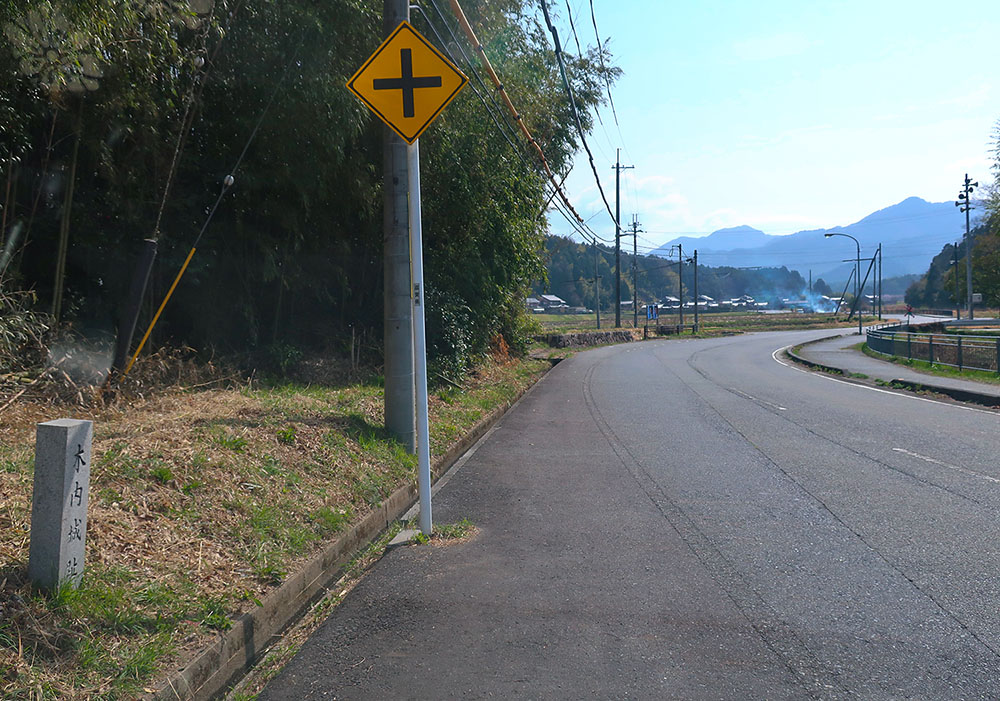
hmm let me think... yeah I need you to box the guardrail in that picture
[867,323,1000,373]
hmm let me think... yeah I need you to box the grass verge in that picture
[861,343,1000,386]
[223,522,406,701]
[0,355,547,699]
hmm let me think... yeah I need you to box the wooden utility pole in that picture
[382,0,416,452]
[612,149,633,327]
[631,215,641,328]
[677,244,684,327]
[593,236,600,329]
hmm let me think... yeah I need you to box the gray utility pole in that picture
[877,244,883,320]
[952,242,962,319]
[593,236,600,330]
[677,244,684,327]
[612,149,633,327]
[382,0,415,452]
[956,173,978,319]
[630,215,642,328]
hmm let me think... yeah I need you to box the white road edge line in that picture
[770,344,996,416]
[892,447,1000,485]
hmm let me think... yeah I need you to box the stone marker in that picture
[28,419,93,593]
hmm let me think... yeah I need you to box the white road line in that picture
[892,447,1000,485]
[731,387,787,411]
[771,344,997,416]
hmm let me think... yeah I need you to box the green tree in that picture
[906,242,963,309]
[1,0,619,379]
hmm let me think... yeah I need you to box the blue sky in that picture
[548,0,1000,251]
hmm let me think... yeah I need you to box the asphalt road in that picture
[258,329,1000,700]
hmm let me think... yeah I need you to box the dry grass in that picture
[0,351,548,699]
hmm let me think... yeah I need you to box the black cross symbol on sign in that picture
[373,48,442,118]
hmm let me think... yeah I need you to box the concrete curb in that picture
[149,368,548,701]
[784,336,847,374]
[786,336,1000,409]
[880,378,1000,408]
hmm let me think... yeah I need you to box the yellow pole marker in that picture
[120,174,235,380]
[123,246,197,377]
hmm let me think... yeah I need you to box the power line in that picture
[563,0,586,62]
[587,0,619,126]
[562,0,618,168]
[586,0,634,165]
[415,5,531,162]
[415,2,607,245]
[440,0,590,227]
[539,0,617,228]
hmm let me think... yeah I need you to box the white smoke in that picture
[48,339,113,386]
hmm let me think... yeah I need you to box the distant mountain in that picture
[652,197,967,284]
[659,225,772,253]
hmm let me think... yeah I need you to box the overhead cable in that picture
[415,3,603,245]
[415,4,529,159]
[414,5,530,164]
[588,0,619,126]
[444,0,587,225]
[539,0,617,229]
[563,0,603,128]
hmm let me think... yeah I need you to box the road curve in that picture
[259,330,1000,700]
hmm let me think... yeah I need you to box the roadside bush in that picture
[0,288,49,373]
[425,286,473,384]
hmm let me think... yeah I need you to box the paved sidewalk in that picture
[795,330,1000,404]
[256,344,809,700]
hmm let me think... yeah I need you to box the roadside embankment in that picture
[536,330,641,347]
[0,355,552,700]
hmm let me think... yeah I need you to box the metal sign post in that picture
[408,141,432,535]
[348,21,467,536]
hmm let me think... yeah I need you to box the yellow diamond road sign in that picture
[347,21,468,144]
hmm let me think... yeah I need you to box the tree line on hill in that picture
[535,235,836,311]
[904,223,1000,311]
[903,124,1000,311]
[0,0,615,378]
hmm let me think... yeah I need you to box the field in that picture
[533,311,866,335]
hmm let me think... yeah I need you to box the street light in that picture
[825,232,862,335]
